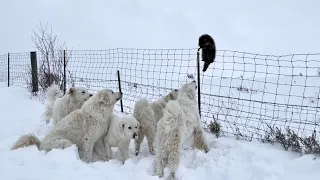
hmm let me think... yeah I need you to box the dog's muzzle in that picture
[133,132,137,139]
[117,93,123,100]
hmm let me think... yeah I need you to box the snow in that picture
[0,83,320,180]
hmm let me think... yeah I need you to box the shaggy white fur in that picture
[11,89,122,163]
[154,81,209,180]
[102,113,140,164]
[133,89,178,156]
[43,84,92,125]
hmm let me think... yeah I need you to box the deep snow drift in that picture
[0,83,319,180]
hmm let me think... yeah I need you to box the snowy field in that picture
[1,83,320,180]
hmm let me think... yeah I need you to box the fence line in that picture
[1,48,320,155]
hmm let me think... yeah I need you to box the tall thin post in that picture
[117,70,124,112]
[63,50,67,94]
[7,53,9,87]
[30,51,38,93]
[197,50,201,118]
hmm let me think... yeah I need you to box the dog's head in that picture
[178,80,197,100]
[165,89,179,102]
[119,116,140,140]
[92,89,122,107]
[67,87,91,103]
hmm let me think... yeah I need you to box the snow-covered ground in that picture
[0,83,320,180]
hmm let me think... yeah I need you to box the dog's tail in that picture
[161,101,184,132]
[11,133,41,150]
[133,98,151,120]
[46,84,63,103]
[43,84,63,124]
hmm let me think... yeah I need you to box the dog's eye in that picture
[174,89,178,92]
[135,126,137,129]
[82,91,85,94]
[128,127,131,129]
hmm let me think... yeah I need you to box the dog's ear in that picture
[169,93,174,100]
[99,92,110,105]
[67,87,75,95]
[119,120,126,131]
[187,88,195,99]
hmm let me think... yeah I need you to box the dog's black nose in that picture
[90,94,93,97]
[133,132,137,139]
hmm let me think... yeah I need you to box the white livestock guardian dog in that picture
[11,89,122,163]
[43,84,92,125]
[155,81,209,180]
[102,113,140,164]
[133,89,179,156]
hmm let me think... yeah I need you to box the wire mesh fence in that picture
[7,52,31,88]
[0,54,8,83]
[1,49,320,155]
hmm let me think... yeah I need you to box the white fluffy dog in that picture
[155,81,209,180]
[102,113,140,164]
[43,84,92,125]
[133,89,179,156]
[11,89,122,163]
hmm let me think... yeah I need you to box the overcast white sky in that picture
[0,0,319,55]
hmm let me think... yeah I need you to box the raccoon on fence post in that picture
[30,51,38,93]
[198,34,216,72]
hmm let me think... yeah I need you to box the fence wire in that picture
[2,49,320,155]
[0,54,7,83]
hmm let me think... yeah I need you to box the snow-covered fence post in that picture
[30,51,38,93]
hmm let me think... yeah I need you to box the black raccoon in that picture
[198,34,216,72]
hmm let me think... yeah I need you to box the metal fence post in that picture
[117,70,124,112]
[30,51,38,93]
[7,53,10,87]
[63,50,67,94]
[197,50,201,118]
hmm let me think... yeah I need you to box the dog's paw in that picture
[156,170,164,178]
[204,147,210,153]
[149,150,155,155]
[167,172,176,180]
[102,157,109,162]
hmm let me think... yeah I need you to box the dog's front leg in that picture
[83,136,95,163]
[104,141,112,161]
[94,139,107,161]
[119,140,130,164]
